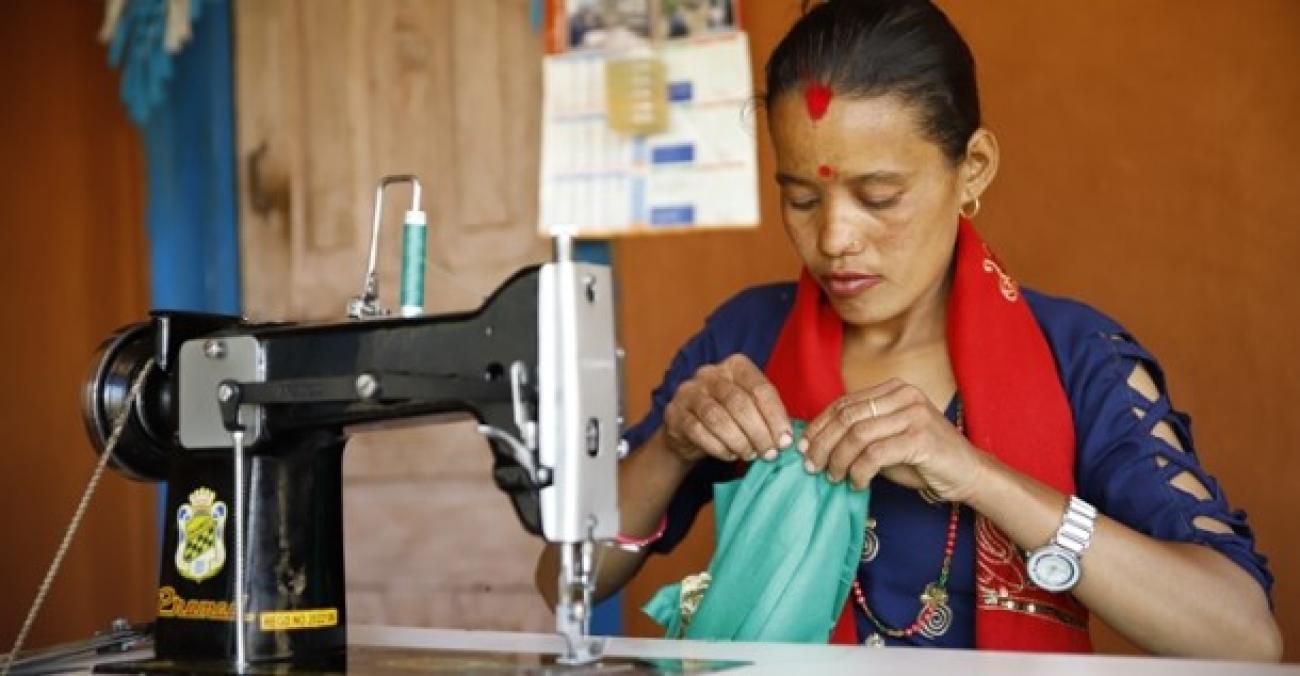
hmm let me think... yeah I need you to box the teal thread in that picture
[400,221,426,312]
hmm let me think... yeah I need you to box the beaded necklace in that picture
[852,402,963,646]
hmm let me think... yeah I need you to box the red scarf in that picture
[763,218,1092,652]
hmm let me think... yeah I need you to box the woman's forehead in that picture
[769,91,941,169]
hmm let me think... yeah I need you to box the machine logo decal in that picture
[175,487,228,583]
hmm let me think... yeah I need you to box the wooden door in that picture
[0,0,156,651]
[234,0,554,630]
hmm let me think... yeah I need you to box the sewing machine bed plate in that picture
[52,625,1300,675]
[91,646,744,674]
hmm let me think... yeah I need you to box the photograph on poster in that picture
[564,0,739,50]
[566,0,652,50]
[655,0,738,40]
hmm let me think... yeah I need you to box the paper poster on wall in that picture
[538,4,758,237]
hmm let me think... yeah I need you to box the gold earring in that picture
[960,197,981,220]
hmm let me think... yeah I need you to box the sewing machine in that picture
[76,177,622,672]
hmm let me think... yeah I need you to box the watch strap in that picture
[1053,496,1097,556]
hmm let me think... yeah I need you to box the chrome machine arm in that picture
[538,234,621,664]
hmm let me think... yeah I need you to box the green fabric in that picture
[644,420,870,643]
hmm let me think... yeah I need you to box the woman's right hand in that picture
[662,354,794,464]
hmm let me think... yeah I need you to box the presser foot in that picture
[555,540,604,666]
[555,592,605,666]
[556,631,606,667]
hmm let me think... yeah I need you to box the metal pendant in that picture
[918,583,953,639]
[861,518,879,562]
[919,602,953,639]
[864,633,886,648]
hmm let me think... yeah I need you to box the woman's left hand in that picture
[800,378,989,502]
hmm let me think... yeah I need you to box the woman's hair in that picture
[764,0,980,163]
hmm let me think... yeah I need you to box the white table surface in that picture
[350,625,1297,675]
[47,624,1297,674]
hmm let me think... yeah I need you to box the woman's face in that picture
[769,91,987,328]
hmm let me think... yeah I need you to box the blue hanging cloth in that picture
[104,0,207,125]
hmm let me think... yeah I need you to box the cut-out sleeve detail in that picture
[1193,515,1236,535]
[1150,419,1184,452]
[1069,330,1273,597]
[1126,363,1161,403]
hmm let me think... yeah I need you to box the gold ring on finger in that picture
[869,397,880,419]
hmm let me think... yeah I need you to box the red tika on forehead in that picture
[804,82,833,121]
[817,164,834,179]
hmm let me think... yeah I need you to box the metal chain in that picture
[1,359,156,676]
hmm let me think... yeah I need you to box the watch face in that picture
[1028,546,1080,592]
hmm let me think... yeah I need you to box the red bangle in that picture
[613,515,668,551]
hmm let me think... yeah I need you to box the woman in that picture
[536,0,1280,659]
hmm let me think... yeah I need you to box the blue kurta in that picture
[622,283,1273,648]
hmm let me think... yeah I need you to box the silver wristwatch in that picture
[1026,495,1097,593]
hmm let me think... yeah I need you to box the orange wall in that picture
[616,0,1300,659]
[0,1,157,652]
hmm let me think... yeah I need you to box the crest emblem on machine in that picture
[174,487,227,583]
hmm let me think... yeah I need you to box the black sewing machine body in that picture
[82,260,621,671]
